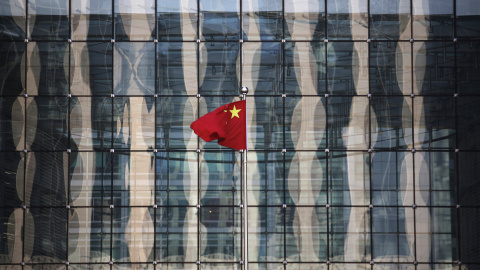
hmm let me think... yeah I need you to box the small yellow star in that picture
[229,105,241,119]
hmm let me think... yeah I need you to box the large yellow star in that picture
[229,105,241,119]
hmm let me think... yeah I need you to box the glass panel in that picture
[459,152,480,206]
[250,97,283,150]
[26,97,68,151]
[370,0,411,40]
[114,0,155,40]
[457,97,480,150]
[112,207,155,262]
[158,0,197,41]
[460,208,480,262]
[27,42,69,96]
[114,42,155,95]
[370,42,412,95]
[285,207,327,261]
[243,42,282,95]
[415,152,455,207]
[330,207,370,262]
[112,152,154,206]
[28,0,69,40]
[0,42,25,95]
[328,42,369,95]
[0,152,24,207]
[200,151,240,206]
[285,42,325,95]
[328,97,369,150]
[329,152,370,206]
[0,208,23,263]
[248,207,284,261]
[112,97,154,150]
[199,42,239,96]
[457,41,480,95]
[70,152,111,207]
[327,0,368,40]
[285,152,327,206]
[414,97,455,149]
[199,206,241,261]
[285,0,325,40]
[157,96,197,149]
[24,208,67,263]
[413,42,455,95]
[72,0,113,40]
[457,0,480,39]
[285,96,326,150]
[247,151,284,206]
[71,42,113,96]
[156,152,198,205]
[156,207,198,262]
[333,265,368,270]
[0,97,24,151]
[68,207,112,263]
[413,0,453,40]
[372,152,414,206]
[370,97,413,150]
[71,97,113,150]
[157,42,197,95]
[0,0,26,40]
[372,207,414,262]
[200,0,240,41]
[242,0,282,41]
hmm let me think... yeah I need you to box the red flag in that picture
[190,100,246,150]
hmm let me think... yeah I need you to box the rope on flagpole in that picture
[241,86,249,270]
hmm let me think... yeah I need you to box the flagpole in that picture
[241,86,249,270]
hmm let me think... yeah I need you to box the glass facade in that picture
[0,0,479,269]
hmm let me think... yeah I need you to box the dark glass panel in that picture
[248,151,284,206]
[26,97,68,151]
[370,97,413,150]
[242,0,282,41]
[199,42,239,96]
[285,42,326,95]
[28,0,69,40]
[457,97,480,150]
[0,152,23,207]
[243,42,282,95]
[370,42,412,95]
[251,97,283,150]
[413,42,455,95]
[71,42,113,96]
[459,152,480,206]
[157,42,197,95]
[24,208,67,262]
[114,0,155,41]
[200,0,240,41]
[112,207,155,262]
[156,96,196,149]
[248,207,284,261]
[413,0,453,40]
[157,0,197,41]
[327,0,368,40]
[284,0,325,40]
[457,41,480,95]
[0,97,24,151]
[460,208,480,262]
[0,42,25,95]
[327,42,369,95]
[72,0,113,40]
[0,208,23,264]
[414,97,455,150]
[369,0,410,40]
[0,0,26,40]
[70,97,113,150]
[27,42,69,96]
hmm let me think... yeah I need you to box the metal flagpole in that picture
[241,86,249,270]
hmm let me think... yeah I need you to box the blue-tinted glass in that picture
[457,0,480,39]
[200,0,240,41]
[413,0,453,40]
[243,42,283,95]
[0,0,26,40]
[242,0,282,41]
[28,0,69,40]
[114,0,155,40]
[158,0,197,41]
[285,0,325,40]
[72,0,113,40]
[457,41,480,95]
[327,0,368,40]
[370,0,410,40]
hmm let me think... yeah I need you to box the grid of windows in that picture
[0,0,479,269]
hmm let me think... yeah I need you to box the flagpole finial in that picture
[241,86,249,95]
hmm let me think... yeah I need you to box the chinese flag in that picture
[190,100,246,150]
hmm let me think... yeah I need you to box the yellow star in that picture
[229,105,241,119]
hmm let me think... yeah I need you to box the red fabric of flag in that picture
[190,100,246,150]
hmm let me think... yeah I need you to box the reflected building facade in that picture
[0,0,480,269]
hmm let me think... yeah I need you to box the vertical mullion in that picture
[153,1,158,267]
[196,0,201,267]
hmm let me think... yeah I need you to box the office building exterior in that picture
[0,0,479,269]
